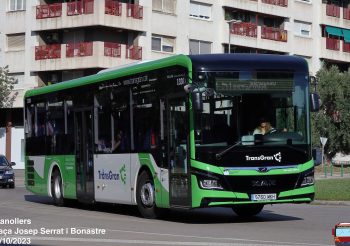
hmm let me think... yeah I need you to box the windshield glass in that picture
[0,156,9,166]
[193,70,310,166]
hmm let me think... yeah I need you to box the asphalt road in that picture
[0,185,348,246]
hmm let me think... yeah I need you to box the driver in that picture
[253,118,276,135]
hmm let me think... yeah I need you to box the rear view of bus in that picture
[185,54,315,216]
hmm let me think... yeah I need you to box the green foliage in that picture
[312,66,350,158]
[315,178,350,201]
[0,66,17,108]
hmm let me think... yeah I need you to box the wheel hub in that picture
[140,182,154,207]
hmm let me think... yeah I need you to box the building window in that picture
[294,21,311,37]
[189,40,211,55]
[7,33,25,51]
[152,35,175,53]
[8,73,24,85]
[153,0,176,14]
[190,1,211,20]
[8,0,26,11]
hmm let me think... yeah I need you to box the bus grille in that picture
[224,174,300,193]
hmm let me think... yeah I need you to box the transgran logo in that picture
[98,164,127,185]
[245,152,282,163]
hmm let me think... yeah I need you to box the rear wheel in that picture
[9,183,15,189]
[136,171,161,219]
[232,204,264,217]
[52,170,64,206]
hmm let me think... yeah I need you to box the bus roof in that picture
[24,54,192,98]
[25,53,308,98]
[189,53,308,72]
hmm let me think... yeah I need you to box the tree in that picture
[0,66,17,108]
[312,65,350,158]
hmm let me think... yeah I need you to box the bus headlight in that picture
[199,179,224,190]
[301,172,314,186]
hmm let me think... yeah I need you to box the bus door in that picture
[74,108,94,203]
[162,95,191,208]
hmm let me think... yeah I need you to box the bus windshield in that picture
[193,70,310,166]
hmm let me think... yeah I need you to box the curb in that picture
[311,200,350,206]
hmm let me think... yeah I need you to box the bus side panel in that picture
[25,156,47,196]
[47,155,76,199]
[25,155,76,199]
[94,154,132,204]
[137,153,170,208]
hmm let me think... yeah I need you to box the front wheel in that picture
[232,204,264,217]
[52,170,64,206]
[136,171,161,219]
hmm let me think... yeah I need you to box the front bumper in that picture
[0,175,15,185]
[191,175,314,208]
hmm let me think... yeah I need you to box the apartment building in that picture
[0,0,350,168]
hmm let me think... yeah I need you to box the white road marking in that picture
[77,227,328,246]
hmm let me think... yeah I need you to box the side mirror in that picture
[10,162,16,166]
[310,93,320,112]
[192,92,203,112]
[312,148,322,166]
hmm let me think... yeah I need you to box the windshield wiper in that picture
[216,141,241,160]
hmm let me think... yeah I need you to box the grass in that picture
[315,178,350,201]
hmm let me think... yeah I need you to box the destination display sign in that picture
[216,78,294,93]
[98,67,187,91]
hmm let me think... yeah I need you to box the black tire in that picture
[232,204,264,217]
[9,183,15,189]
[52,170,64,206]
[136,171,161,219]
[2,184,7,188]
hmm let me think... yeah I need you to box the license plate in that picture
[0,175,2,179]
[251,193,277,201]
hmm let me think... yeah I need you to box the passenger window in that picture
[47,101,64,136]
[36,102,46,137]
[95,91,112,153]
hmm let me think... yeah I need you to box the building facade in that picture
[0,0,349,168]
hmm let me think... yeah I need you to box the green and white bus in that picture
[24,54,318,218]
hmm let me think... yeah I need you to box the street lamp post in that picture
[227,19,241,54]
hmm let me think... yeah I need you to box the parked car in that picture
[0,155,15,188]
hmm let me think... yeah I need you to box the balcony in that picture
[225,23,289,53]
[33,42,142,72]
[36,3,62,19]
[222,0,288,18]
[326,4,340,18]
[33,0,145,32]
[326,37,340,51]
[126,3,143,19]
[105,0,122,16]
[261,26,287,42]
[231,22,257,37]
[261,0,287,7]
[35,44,61,60]
[321,37,350,63]
[104,42,121,57]
[343,41,350,53]
[66,42,93,57]
[344,8,350,20]
[67,0,94,16]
